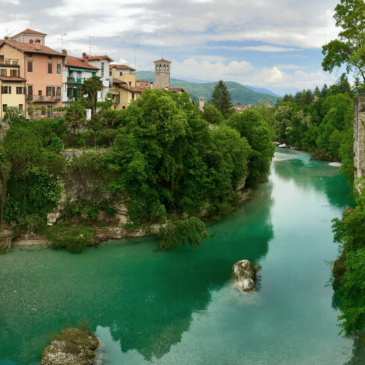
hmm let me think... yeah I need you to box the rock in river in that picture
[40,328,99,365]
[233,260,256,291]
[278,143,287,148]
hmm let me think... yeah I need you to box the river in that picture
[0,148,361,364]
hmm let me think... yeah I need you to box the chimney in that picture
[35,39,41,50]
[4,36,9,40]
[82,52,88,65]
[62,49,67,65]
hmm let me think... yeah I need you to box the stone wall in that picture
[354,97,365,184]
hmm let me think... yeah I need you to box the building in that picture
[80,54,114,102]
[10,29,47,46]
[0,30,65,118]
[199,95,205,111]
[233,104,252,114]
[62,51,99,104]
[0,54,26,118]
[154,58,171,89]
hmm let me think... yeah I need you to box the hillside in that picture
[135,71,279,105]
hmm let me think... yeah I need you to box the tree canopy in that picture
[210,80,233,119]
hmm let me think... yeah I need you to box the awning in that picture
[69,67,95,73]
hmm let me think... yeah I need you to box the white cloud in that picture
[1,0,19,4]
[220,46,299,52]
[171,58,337,91]
[274,64,304,69]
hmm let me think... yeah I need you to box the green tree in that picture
[210,80,233,119]
[321,84,328,98]
[305,90,313,105]
[64,102,86,149]
[322,0,365,82]
[102,109,118,129]
[81,75,104,114]
[227,109,275,181]
[4,107,25,123]
[314,86,321,98]
[87,113,103,148]
[202,103,224,124]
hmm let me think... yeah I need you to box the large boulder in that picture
[233,259,257,291]
[40,328,99,365]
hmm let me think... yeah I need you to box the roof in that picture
[0,76,26,82]
[0,39,65,57]
[113,78,123,84]
[110,64,136,71]
[83,55,114,62]
[66,56,100,70]
[200,95,205,97]
[154,58,171,63]
[168,87,185,93]
[11,29,47,38]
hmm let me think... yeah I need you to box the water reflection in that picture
[0,181,274,364]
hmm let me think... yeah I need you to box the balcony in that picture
[67,77,82,84]
[26,95,61,103]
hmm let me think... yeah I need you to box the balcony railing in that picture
[26,95,61,103]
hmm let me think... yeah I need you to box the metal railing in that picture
[26,95,62,103]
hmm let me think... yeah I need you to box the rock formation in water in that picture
[232,259,257,291]
[40,328,99,365]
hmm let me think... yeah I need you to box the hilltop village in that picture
[0,28,195,119]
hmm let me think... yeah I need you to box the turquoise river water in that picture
[0,149,362,364]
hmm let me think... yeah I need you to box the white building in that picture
[85,54,114,102]
[199,95,205,111]
[61,51,99,105]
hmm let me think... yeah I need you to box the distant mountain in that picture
[243,85,282,98]
[135,71,279,106]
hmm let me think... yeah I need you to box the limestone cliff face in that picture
[354,97,365,185]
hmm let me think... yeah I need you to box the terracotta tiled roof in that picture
[11,29,47,38]
[0,76,26,82]
[200,95,205,97]
[0,39,64,57]
[110,64,136,71]
[113,78,123,84]
[82,55,114,62]
[119,84,143,93]
[136,81,159,89]
[168,87,185,93]
[154,58,171,63]
[66,56,99,70]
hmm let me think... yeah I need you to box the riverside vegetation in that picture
[0,81,274,254]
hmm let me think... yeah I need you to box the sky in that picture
[0,0,344,95]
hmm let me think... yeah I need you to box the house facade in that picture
[0,30,65,117]
[62,51,99,105]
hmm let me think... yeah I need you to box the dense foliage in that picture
[274,74,355,187]
[0,86,276,251]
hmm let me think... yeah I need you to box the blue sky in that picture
[0,0,343,95]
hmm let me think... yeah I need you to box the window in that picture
[0,55,4,63]
[19,104,23,111]
[101,62,105,77]
[27,61,33,73]
[28,53,33,57]
[122,106,126,109]
[38,90,42,96]
[46,86,53,96]
[120,72,123,76]
[28,85,33,96]
[1,86,8,94]
[57,64,61,74]
[77,71,82,80]
[3,105,7,113]
[132,93,135,100]
[109,70,112,76]
[67,88,73,97]
[48,56,53,60]
[16,87,23,94]
[29,40,33,44]
[56,86,61,96]
[12,70,17,77]
[0,69,5,76]
[48,63,53,74]
[129,82,131,86]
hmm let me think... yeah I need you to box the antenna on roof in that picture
[133,44,139,70]
[5,28,15,38]
[85,35,95,55]
[59,33,67,50]
[29,19,35,29]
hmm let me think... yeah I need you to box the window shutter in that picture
[1,87,3,94]
[16,87,18,95]
[48,63,52,74]
[52,86,55,96]
[24,87,26,95]
[46,87,48,96]
[9,86,11,94]
[4,69,7,76]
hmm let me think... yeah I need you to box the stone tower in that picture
[199,95,205,111]
[154,59,171,89]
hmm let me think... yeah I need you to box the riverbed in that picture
[0,149,360,364]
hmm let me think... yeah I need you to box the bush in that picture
[46,224,97,253]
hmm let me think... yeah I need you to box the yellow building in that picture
[0,53,26,119]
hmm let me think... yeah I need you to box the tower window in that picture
[29,39,33,44]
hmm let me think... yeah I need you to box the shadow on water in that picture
[0,180,274,363]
